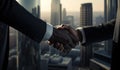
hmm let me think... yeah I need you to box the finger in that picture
[62,25,72,29]
[53,42,64,52]
[61,25,79,43]
[63,44,71,53]
[62,25,79,38]
[59,44,72,56]
[53,42,61,49]
[48,41,53,45]
[69,33,79,45]
[56,24,63,29]
[57,26,64,29]
[55,30,70,45]
[63,49,70,55]
[58,44,64,52]
[57,24,70,30]
[66,33,77,48]
[53,42,66,52]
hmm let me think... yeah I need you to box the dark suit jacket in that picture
[111,1,120,70]
[80,19,115,45]
[0,0,47,70]
[0,0,47,43]
[77,3,119,69]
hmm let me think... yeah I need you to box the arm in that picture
[77,19,115,45]
[0,0,52,43]
[0,0,78,52]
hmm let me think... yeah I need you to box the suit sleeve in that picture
[0,0,51,43]
[77,19,115,45]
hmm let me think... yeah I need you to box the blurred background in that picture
[7,0,117,70]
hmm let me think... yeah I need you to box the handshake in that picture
[48,25,81,55]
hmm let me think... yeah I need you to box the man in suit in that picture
[0,0,79,70]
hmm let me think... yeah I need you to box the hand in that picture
[48,25,80,54]
[48,27,77,53]
[58,25,79,44]
[53,42,71,54]
[54,25,80,54]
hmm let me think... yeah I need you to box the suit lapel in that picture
[113,1,120,43]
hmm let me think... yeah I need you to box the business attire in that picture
[77,19,115,45]
[0,0,53,70]
[77,4,119,69]
[0,0,53,42]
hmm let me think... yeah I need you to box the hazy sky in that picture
[41,0,104,12]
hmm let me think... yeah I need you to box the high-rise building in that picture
[104,0,118,55]
[60,4,62,25]
[62,8,67,21]
[62,8,74,27]
[17,0,41,70]
[66,16,74,27]
[80,3,93,26]
[37,5,40,18]
[51,0,61,26]
[80,3,93,67]
[104,0,117,21]
[62,8,69,25]
[95,16,104,26]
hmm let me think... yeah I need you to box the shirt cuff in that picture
[42,23,53,41]
[76,27,86,44]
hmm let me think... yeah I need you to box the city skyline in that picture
[41,0,104,12]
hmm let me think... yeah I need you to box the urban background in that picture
[7,0,117,70]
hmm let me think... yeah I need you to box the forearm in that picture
[0,0,53,43]
[77,19,115,45]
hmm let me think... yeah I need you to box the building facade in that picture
[62,8,67,21]
[66,16,74,27]
[80,3,93,67]
[104,0,118,55]
[60,4,62,25]
[51,0,61,26]
[80,3,93,26]
[95,16,104,26]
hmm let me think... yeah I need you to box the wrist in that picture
[42,23,53,41]
[76,29,83,42]
[48,28,56,42]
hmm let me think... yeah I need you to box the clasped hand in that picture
[49,25,79,54]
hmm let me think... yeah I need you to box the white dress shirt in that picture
[42,23,53,41]
[76,27,86,44]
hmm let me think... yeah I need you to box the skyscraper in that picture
[66,16,74,27]
[60,4,62,25]
[80,3,93,67]
[80,3,93,26]
[104,0,117,21]
[104,0,118,55]
[62,8,74,27]
[51,0,61,26]
[62,8,69,25]
[95,16,104,26]
[62,8,67,21]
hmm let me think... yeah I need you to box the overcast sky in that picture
[41,0,104,12]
